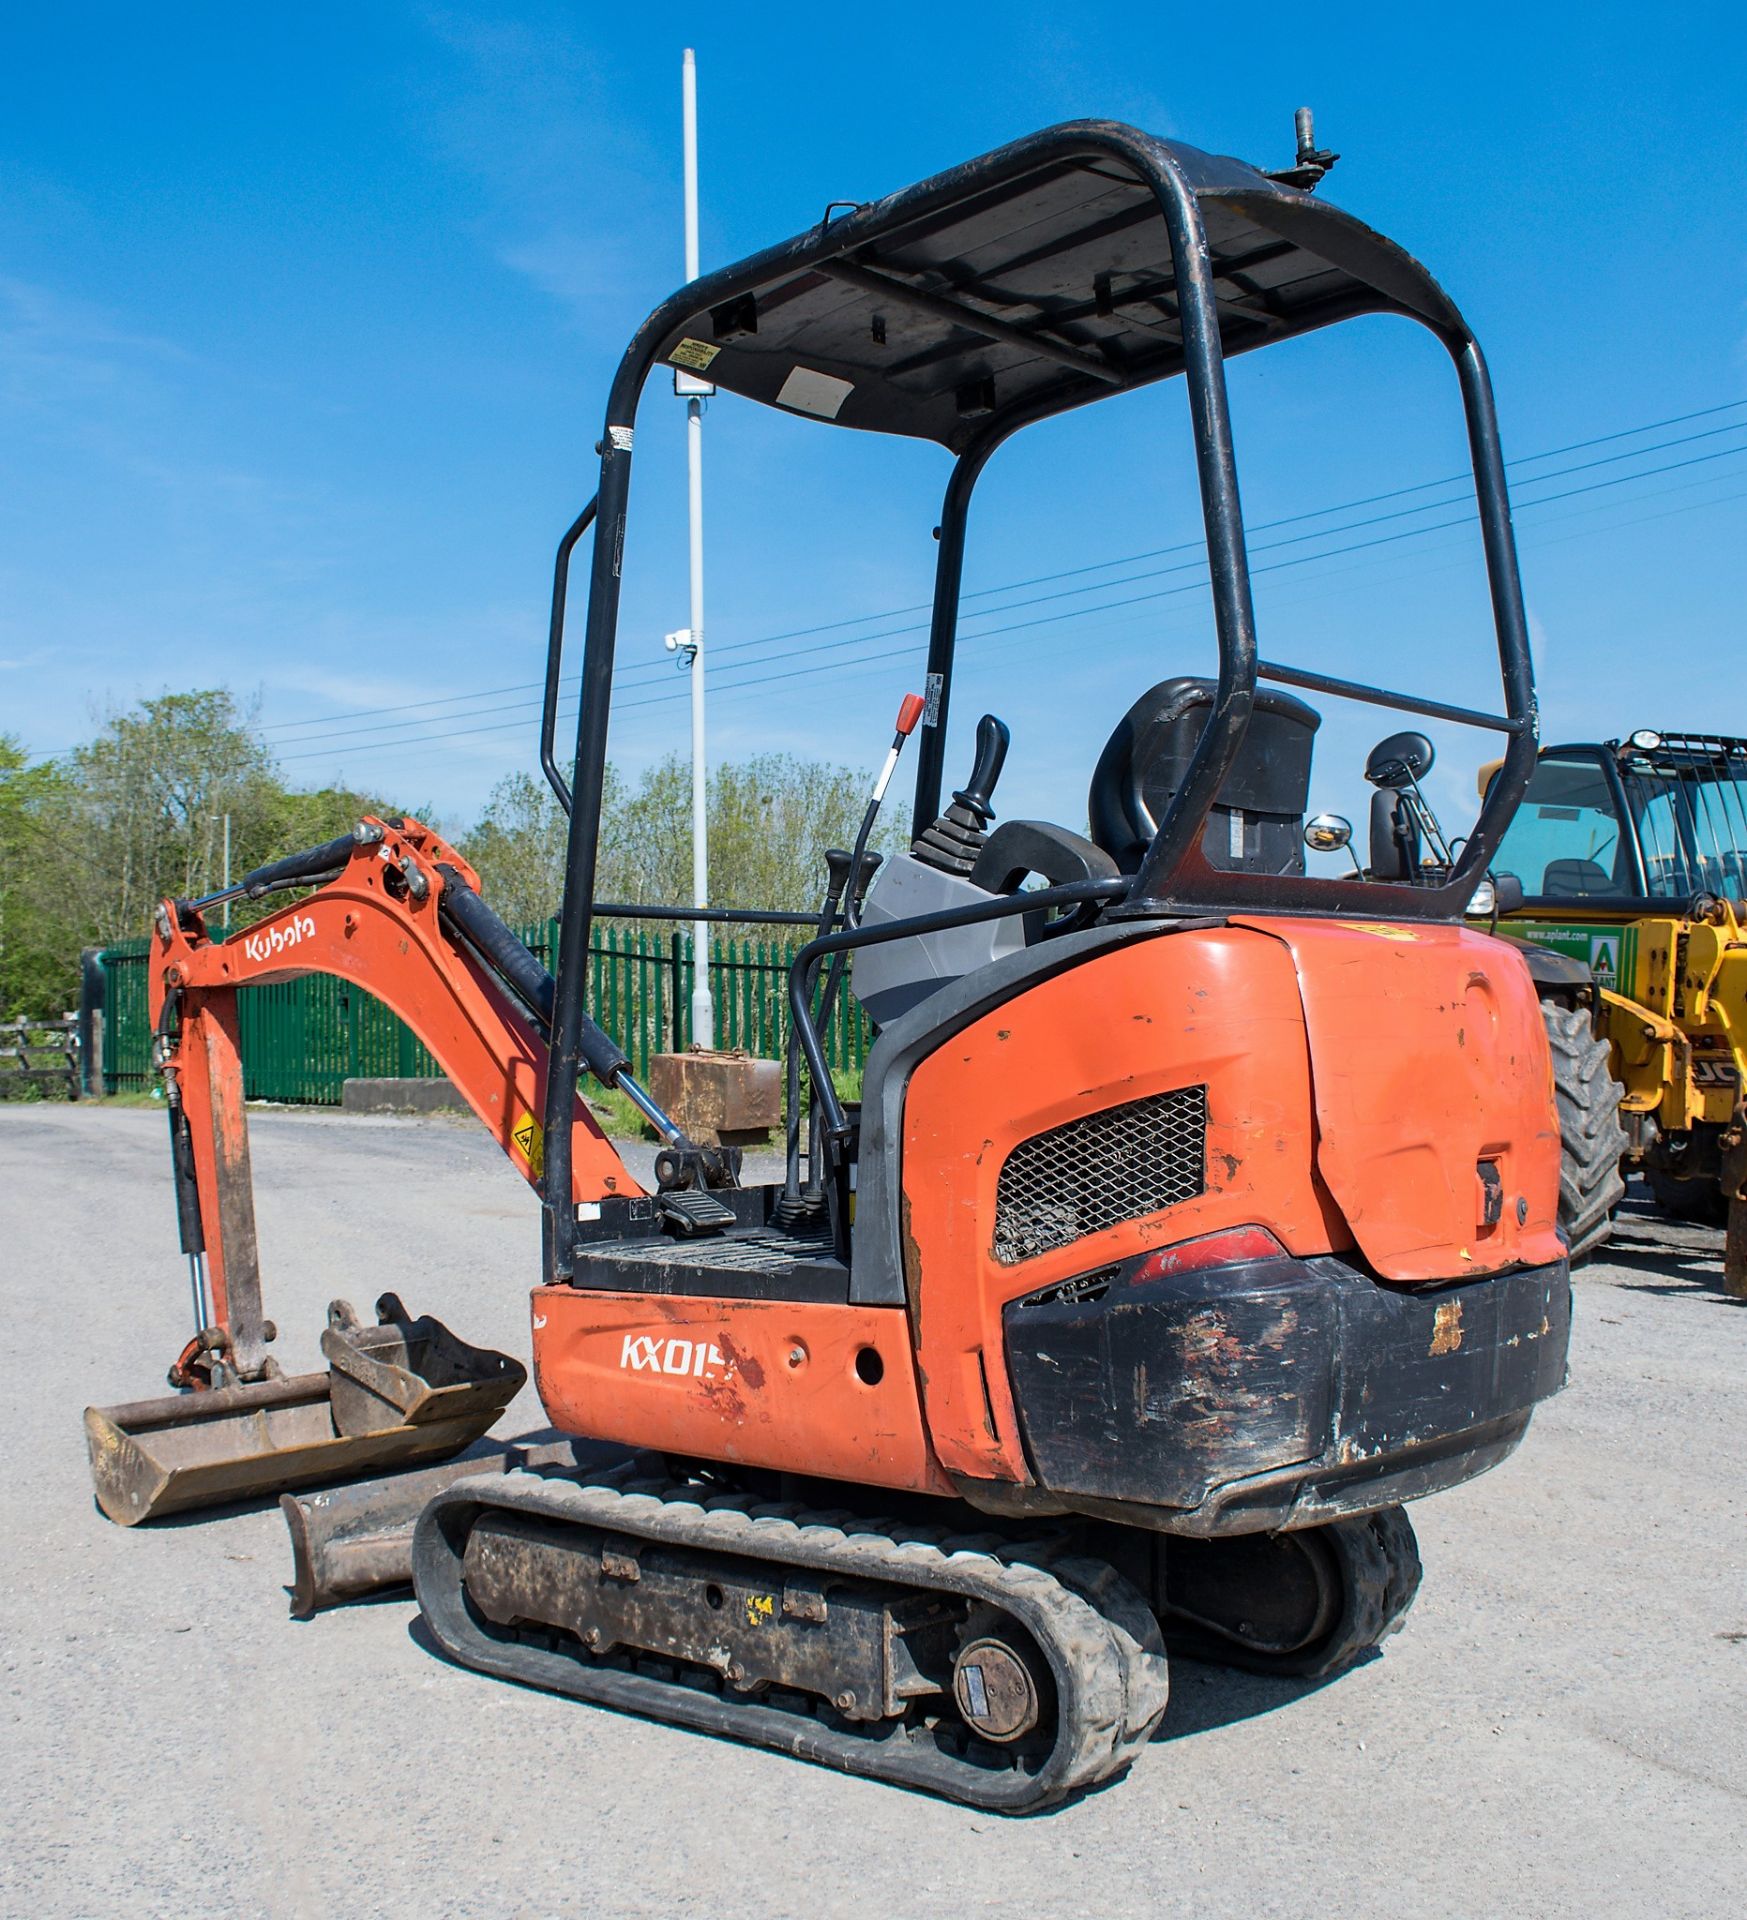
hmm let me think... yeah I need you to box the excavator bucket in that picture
[85,1295,526,1526]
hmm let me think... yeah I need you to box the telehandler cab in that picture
[92,114,1574,1811]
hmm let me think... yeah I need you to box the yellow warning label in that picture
[669,336,721,371]
[745,1592,775,1628]
[511,1113,544,1178]
[1350,922,1421,942]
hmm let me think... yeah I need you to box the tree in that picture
[43,690,283,951]
[2,681,903,1021]
[459,753,904,926]
[0,736,72,1016]
[2,693,385,1017]
[458,769,603,930]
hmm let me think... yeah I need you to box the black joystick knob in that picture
[952,714,1010,825]
[850,849,883,902]
[822,848,855,900]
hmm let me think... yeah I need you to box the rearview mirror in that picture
[1364,730,1435,788]
[1303,812,1354,853]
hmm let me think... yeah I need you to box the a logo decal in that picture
[619,1334,728,1378]
[242,915,316,964]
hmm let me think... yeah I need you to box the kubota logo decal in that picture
[619,1334,728,1378]
[243,915,316,964]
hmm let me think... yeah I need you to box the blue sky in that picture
[2,2,1743,855]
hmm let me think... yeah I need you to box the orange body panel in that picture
[898,921,1564,1484]
[530,1288,952,1496]
[901,928,1348,1483]
[1232,917,1565,1283]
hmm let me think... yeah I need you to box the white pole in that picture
[682,46,713,1048]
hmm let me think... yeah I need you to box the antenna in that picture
[1266,107,1340,192]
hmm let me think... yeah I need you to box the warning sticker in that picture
[511,1113,544,1178]
[669,337,721,371]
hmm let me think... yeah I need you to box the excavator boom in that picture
[87,814,648,1522]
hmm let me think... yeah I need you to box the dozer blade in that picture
[85,1295,526,1527]
[279,1437,617,1615]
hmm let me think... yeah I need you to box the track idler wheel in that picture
[951,1607,1053,1746]
[1162,1507,1423,1680]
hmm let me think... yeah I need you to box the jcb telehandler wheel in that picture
[1160,1507,1423,1681]
[1646,1170,1728,1226]
[1542,1002,1627,1263]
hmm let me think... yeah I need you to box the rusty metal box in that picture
[647,1048,782,1147]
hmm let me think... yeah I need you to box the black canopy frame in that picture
[536,119,1542,1277]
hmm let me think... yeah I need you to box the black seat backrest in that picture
[1369,787,1421,880]
[1088,677,1320,876]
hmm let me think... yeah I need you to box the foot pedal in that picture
[657,1188,736,1236]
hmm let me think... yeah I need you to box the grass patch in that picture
[586,1084,657,1140]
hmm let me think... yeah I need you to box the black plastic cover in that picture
[1003,1247,1570,1532]
[1089,676,1320,875]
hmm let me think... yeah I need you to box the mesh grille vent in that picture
[992,1085,1207,1266]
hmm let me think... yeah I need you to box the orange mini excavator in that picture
[93,114,1571,1810]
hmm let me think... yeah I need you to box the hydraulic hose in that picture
[435,866,629,1085]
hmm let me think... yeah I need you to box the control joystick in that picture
[914,715,1010,876]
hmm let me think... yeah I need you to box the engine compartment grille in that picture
[992,1085,1207,1266]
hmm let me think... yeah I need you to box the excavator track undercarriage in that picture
[414,1464,1172,1812]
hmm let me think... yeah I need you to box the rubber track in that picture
[413,1465,1170,1812]
[1543,1002,1628,1263]
[1164,1506,1423,1681]
[1279,1506,1424,1682]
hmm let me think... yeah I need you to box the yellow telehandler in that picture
[1480,730,1747,1293]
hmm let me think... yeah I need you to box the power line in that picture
[259,397,1746,744]
[277,449,1747,766]
[279,448,1747,762]
[272,412,1747,759]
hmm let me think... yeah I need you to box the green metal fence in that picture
[99,917,870,1103]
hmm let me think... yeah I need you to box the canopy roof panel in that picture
[647,124,1467,452]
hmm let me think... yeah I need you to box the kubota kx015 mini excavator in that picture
[97,115,1571,1811]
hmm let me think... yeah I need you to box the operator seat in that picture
[1542,858,1611,897]
[1088,676,1320,876]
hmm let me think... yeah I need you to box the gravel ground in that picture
[2,1102,1742,1920]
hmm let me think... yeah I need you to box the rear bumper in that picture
[1000,1248,1570,1536]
